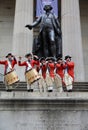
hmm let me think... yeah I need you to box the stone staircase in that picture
[0,81,88,92]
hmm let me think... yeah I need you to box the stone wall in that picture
[0,0,15,56]
[0,92,88,130]
[0,0,15,81]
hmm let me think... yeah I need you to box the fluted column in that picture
[61,0,85,81]
[12,0,33,80]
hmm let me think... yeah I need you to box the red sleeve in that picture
[18,61,27,67]
[56,63,60,68]
[63,64,67,69]
[31,60,40,67]
[48,63,55,68]
[67,62,74,68]
[0,60,7,65]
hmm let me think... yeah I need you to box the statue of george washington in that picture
[25,5,62,58]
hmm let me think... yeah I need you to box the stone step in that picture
[0,82,88,92]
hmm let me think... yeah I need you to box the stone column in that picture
[61,0,85,81]
[12,0,33,80]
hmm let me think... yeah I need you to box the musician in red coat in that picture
[65,55,75,80]
[40,57,48,79]
[56,57,66,81]
[47,57,55,79]
[18,53,40,91]
[45,57,56,92]
[64,55,75,92]
[0,53,17,75]
[0,53,17,90]
[18,53,40,72]
[33,55,40,72]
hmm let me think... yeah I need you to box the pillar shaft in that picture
[61,0,85,81]
[12,0,33,80]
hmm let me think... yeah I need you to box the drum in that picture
[25,68,40,85]
[4,70,19,86]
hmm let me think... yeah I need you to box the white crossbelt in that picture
[26,61,32,71]
[6,60,13,73]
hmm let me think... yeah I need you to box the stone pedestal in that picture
[12,0,33,80]
[61,0,85,81]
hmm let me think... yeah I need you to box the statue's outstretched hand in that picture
[25,25,32,30]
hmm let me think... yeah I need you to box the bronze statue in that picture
[25,5,62,58]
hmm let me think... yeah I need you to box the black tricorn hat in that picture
[33,55,39,61]
[25,53,32,58]
[65,55,72,60]
[43,5,53,11]
[46,57,55,62]
[57,57,62,61]
[6,53,13,58]
[40,57,45,62]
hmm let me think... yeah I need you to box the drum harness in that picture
[6,60,13,73]
[26,61,32,71]
[0,61,13,82]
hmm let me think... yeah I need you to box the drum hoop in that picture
[8,80,20,85]
[29,77,41,85]
[25,68,32,74]
[12,79,20,85]
[4,69,15,76]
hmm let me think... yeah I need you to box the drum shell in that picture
[4,70,19,86]
[25,69,40,84]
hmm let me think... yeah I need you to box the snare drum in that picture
[4,70,19,86]
[25,68,40,85]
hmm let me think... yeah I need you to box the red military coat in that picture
[56,63,66,79]
[0,58,17,75]
[40,63,47,79]
[18,59,40,72]
[48,63,55,78]
[66,61,75,80]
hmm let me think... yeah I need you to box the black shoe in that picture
[6,89,12,92]
[67,90,72,92]
[30,89,33,92]
[48,90,53,92]
[27,89,33,92]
